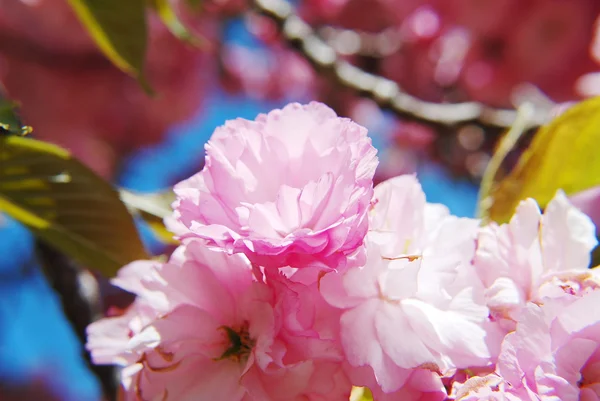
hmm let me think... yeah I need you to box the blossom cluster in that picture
[88,102,600,400]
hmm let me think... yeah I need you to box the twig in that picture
[252,0,551,129]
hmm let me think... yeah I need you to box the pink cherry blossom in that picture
[221,43,315,101]
[87,239,350,401]
[320,175,491,394]
[452,289,600,400]
[170,102,378,270]
[0,0,96,54]
[474,190,598,329]
[86,260,163,372]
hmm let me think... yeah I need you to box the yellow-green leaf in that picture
[119,188,179,245]
[484,96,600,223]
[0,136,149,277]
[148,0,206,48]
[67,0,148,81]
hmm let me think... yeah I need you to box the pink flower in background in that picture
[0,0,96,54]
[474,191,598,329]
[452,290,600,400]
[320,175,491,394]
[502,0,598,101]
[87,239,350,401]
[171,102,378,270]
[221,43,315,101]
[0,2,214,178]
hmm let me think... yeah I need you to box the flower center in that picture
[215,322,255,363]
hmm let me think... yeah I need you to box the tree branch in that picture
[252,0,552,129]
[317,25,403,57]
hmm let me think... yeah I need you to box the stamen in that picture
[214,322,255,363]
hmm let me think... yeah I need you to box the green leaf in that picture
[119,187,178,244]
[0,136,149,277]
[148,0,207,48]
[66,0,149,83]
[483,96,600,223]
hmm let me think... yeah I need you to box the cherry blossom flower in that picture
[320,175,491,394]
[452,290,600,400]
[87,239,350,401]
[170,102,378,270]
[474,190,598,329]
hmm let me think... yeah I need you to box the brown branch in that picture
[252,0,551,129]
[317,25,403,57]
